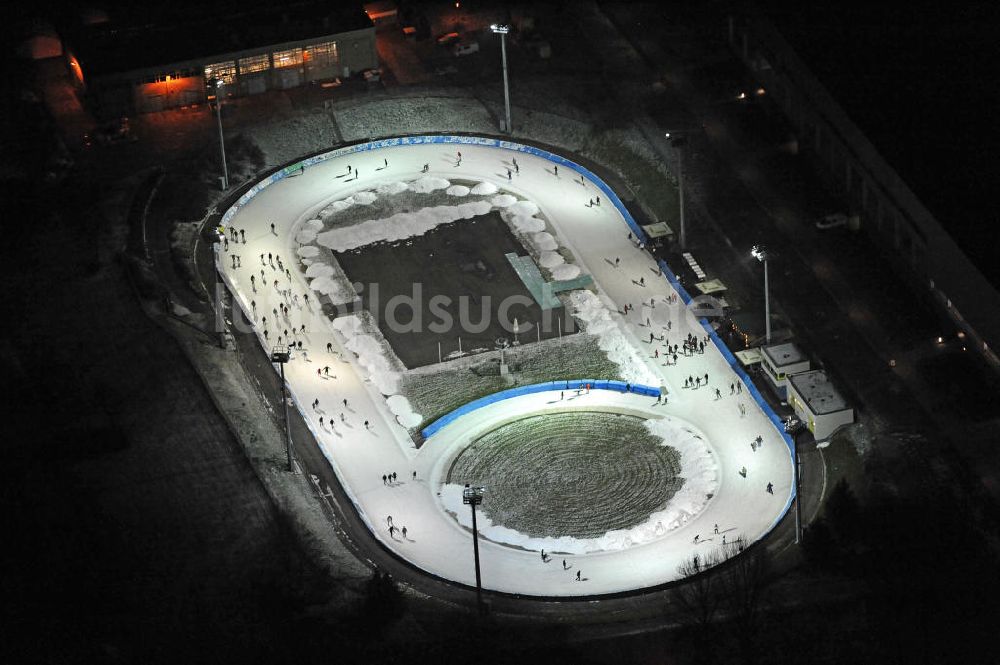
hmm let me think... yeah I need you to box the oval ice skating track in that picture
[218,136,794,597]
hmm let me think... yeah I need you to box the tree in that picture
[717,537,773,665]
[674,551,723,630]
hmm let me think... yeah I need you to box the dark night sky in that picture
[759,2,1000,288]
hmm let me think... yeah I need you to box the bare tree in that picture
[673,550,723,630]
[717,536,773,664]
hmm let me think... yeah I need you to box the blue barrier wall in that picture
[421,380,660,439]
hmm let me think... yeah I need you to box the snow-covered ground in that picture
[219,140,793,596]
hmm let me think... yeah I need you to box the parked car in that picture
[815,212,849,230]
[435,31,460,47]
[83,117,136,147]
[453,41,480,56]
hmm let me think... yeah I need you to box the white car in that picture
[816,212,848,230]
[453,41,480,56]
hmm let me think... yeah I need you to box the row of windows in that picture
[201,40,340,84]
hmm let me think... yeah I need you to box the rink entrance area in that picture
[337,210,574,368]
[445,411,683,540]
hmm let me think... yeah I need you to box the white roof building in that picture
[760,342,810,399]
[787,370,854,440]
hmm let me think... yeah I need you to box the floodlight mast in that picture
[751,245,771,344]
[665,131,689,249]
[784,418,805,545]
[463,484,486,614]
[214,79,229,189]
[491,24,512,134]
[270,345,294,471]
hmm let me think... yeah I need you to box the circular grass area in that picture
[446,411,683,539]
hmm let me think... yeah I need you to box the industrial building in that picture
[62,1,378,117]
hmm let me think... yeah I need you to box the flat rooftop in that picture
[789,370,850,415]
[64,0,372,77]
[762,342,806,368]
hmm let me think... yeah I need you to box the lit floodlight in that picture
[463,485,485,504]
[751,245,766,261]
[491,23,509,34]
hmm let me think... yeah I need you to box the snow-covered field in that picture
[219,137,793,596]
[334,97,494,142]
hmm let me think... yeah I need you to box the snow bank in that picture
[408,176,451,194]
[490,193,517,207]
[569,290,658,385]
[310,276,352,304]
[471,181,498,195]
[530,232,558,252]
[440,415,717,554]
[511,215,546,233]
[552,264,581,280]
[352,191,378,205]
[508,200,539,216]
[538,251,565,269]
[315,201,492,252]
[377,181,409,196]
[297,229,319,244]
[446,185,471,197]
[297,246,320,258]
[386,394,423,428]
[332,315,400,394]
[305,263,335,278]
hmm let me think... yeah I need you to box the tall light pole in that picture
[211,229,227,349]
[463,483,486,614]
[751,244,771,344]
[491,24,512,134]
[214,79,229,190]
[784,418,805,544]
[665,132,687,249]
[271,345,294,472]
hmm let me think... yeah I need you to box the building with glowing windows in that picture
[62,1,377,117]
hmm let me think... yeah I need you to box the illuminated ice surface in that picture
[219,140,794,596]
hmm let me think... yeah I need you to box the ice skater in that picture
[766,482,774,494]
[270,222,276,235]
[576,570,581,581]
[507,169,512,181]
